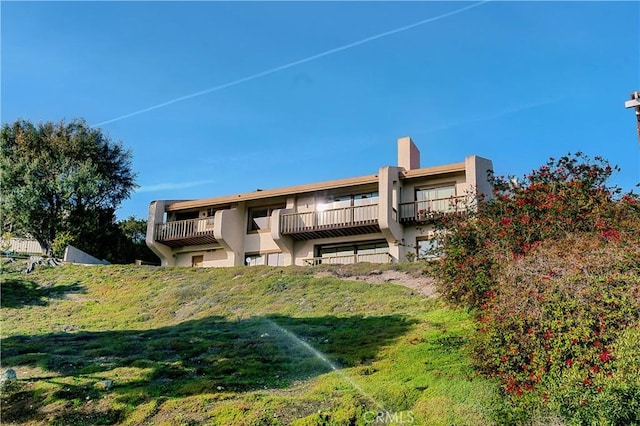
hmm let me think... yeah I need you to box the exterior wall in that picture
[296,194,320,213]
[175,251,198,267]
[171,243,221,266]
[176,247,228,267]
[244,232,280,253]
[202,249,229,267]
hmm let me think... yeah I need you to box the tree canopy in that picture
[1,118,138,258]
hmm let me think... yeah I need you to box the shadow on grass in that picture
[0,278,85,308]
[1,314,415,420]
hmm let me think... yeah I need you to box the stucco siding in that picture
[244,232,280,254]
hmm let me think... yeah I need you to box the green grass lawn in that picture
[1,263,498,425]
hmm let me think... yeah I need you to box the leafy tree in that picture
[1,118,137,258]
[117,216,147,244]
[112,216,159,264]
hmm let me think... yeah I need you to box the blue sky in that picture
[2,1,639,220]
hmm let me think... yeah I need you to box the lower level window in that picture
[192,255,204,267]
[316,240,389,263]
[416,238,441,259]
[245,252,284,266]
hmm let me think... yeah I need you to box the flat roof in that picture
[165,161,466,211]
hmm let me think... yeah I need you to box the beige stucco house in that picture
[146,137,493,267]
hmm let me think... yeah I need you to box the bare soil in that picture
[315,269,437,297]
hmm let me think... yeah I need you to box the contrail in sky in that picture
[136,179,216,193]
[418,97,566,134]
[92,1,490,126]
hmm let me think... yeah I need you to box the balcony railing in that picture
[303,252,393,266]
[280,204,379,239]
[399,196,466,223]
[154,217,216,244]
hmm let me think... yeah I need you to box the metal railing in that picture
[281,204,378,234]
[399,196,466,222]
[154,217,215,241]
[303,252,393,266]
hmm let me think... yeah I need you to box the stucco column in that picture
[213,208,246,266]
[378,166,404,262]
[271,209,295,266]
[464,155,494,206]
[146,200,176,266]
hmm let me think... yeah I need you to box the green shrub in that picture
[51,231,75,258]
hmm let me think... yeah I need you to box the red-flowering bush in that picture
[434,152,639,309]
[431,153,640,423]
[476,235,640,422]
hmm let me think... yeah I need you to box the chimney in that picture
[397,136,420,171]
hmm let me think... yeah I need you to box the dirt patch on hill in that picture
[315,269,437,297]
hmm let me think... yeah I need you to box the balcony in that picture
[154,217,217,247]
[303,252,393,266]
[280,204,380,240]
[399,196,466,224]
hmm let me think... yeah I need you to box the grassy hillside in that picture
[1,263,497,425]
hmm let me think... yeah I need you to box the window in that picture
[192,255,204,267]
[357,241,390,256]
[245,252,284,266]
[245,253,265,266]
[416,238,442,260]
[331,194,352,209]
[248,208,269,231]
[316,240,389,264]
[416,185,456,213]
[353,192,379,206]
[175,211,199,221]
[321,192,379,210]
[247,205,285,232]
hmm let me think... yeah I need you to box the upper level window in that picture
[175,211,199,221]
[247,205,285,232]
[416,186,455,201]
[320,192,379,210]
[353,192,379,206]
[416,186,456,213]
